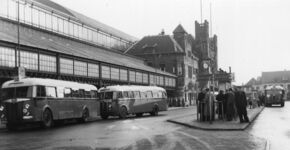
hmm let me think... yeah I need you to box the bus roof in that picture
[265,85,284,90]
[99,85,166,92]
[1,78,97,91]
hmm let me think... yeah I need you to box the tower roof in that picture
[173,24,187,34]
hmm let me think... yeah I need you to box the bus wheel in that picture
[81,108,90,123]
[281,102,285,107]
[119,106,127,119]
[42,109,53,128]
[150,106,159,116]
[136,113,143,117]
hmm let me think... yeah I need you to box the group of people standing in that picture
[197,86,249,123]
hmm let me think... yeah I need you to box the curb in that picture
[167,107,265,131]
[243,107,265,130]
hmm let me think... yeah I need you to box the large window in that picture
[0,46,15,67]
[88,63,99,78]
[149,74,155,85]
[74,60,87,76]
[60,58,73,74]
[159,76,164,86]
[129,71,135,82]
[20,50,38,70]
[101,65,110,79]
[142,73,148,84]
[8,0,17,19]
[0,0,8,17]
[120,69,127,81]
[136,72,142,83]
[111,67,119,80]
[2,0,133,51]
[39,54,56,72]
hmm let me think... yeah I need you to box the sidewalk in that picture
[167,106,264,131]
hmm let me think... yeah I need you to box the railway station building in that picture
[0,0,177,96]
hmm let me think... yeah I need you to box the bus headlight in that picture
[25,104,30,109]
[23,103,31,117]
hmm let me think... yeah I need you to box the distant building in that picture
[245,70,290,100]
[126,24,199,104]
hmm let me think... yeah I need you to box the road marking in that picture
[176,131,214,150]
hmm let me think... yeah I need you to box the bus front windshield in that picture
[1,86,33,100]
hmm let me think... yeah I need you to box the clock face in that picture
[203,63,208,69]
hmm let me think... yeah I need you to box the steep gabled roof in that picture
[125,35,184,55]
[173,24,187,34]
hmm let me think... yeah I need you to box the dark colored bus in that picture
[0,78,99,130]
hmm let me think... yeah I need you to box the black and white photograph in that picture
[0,0,289,149]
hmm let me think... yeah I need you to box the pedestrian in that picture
[204,88,215,122]
[226,88,235,121]
[216,90,225,119]
[197,88,206,121]
[223,89,228,117]
[234,87,249,123]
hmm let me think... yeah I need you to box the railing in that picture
[197,101,224,123]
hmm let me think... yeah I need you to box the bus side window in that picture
[146,91,153,98]
[90,90,97,99]
[152,91,158,98]
[46,87,57,98]
[57,87,64,98]
[64,88,71,97]
[116,92,123,99]
[37,86,46,97]
[141,92,146,99]
[128,91,134,98]
[71,89,79,98]
[79,89,85,98]
[134,91,140,99]
[123,92,129,98]
[84,90,91,98]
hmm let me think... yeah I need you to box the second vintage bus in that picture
[99,85,168,119]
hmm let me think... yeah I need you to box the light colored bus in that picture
[99,85,168,119]
[0,78,99,130]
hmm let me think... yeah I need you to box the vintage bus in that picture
[265,85,285,107]
[0,78,99,130]
[99,85,168,119]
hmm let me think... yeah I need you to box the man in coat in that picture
[226,88,235,121]
[216,90,225,119]
[197,88,206,121]
[234,87,249,123]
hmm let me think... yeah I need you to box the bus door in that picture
[132,91,142,113]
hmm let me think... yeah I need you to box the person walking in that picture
[234,87,249,123]
[226,88,235,121]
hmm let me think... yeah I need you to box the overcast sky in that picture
[52,0,290,85]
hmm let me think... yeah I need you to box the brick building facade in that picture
[126,24,199,104]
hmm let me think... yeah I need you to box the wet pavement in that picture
[248,101,290,150]
[167,107,264,130]
[0,105,277,150]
